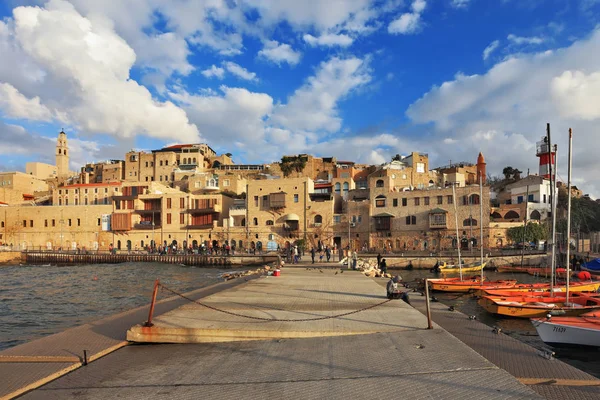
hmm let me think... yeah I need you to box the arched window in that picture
[530,210,541,220]
[266,220,274,226]
[64,150,67,156]
[463,217,477,227]
[314,215,323,224]
[428,180,434,187]
[375,195,386,207]
[58,149,61,155]
[253,217,258,226]
[504,210,520,220]
[343,182,349,193]
[376,179,384,188]
[117,240,122,250]
[469,194,480,205]
[1,221,4,228]
[193,158,196,163]
[334,182,341,194]
[491,211,502,219]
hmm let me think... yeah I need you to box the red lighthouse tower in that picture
[536,136,555,179]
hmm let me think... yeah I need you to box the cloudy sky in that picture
[1,0,599,195]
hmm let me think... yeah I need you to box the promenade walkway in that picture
[12,265,540,399]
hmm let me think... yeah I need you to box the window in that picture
[97,218,101,226]
[463,218,477,227]
[180,198,185,208]
[77,218,81,227]
[23,220,26,227]
[314,215,323,225]
[165,175,168,181]
[167,213,172,224]
[543,194,547,203]
[528,194,534,202]
[294,194,299,203]
[167,198,172,208]
[223,179,230,187]
[180,213,185,224]
[375,195,386,207]
[416,162,425,173]
[402,198,407,206]
[29,220,33,227]
[334,182,341,194]
[58,198,62,205]
[95,188,98,193]
[52,219,55,227]
[262,195,268,206]
[84,198,88,205]
[414,198,420,206]
[68,219,72,226]
[393,199,398,207]
[45,219,48,227]
[376,179,384,188]
[447,195,453,204]
[333,215,341,223]
[75,199,79,205]
[145,162,148,167]
[424,197,430,205]
[160,161,163,166]
[1,221,3,228]
[405,215,417,225]
[343,182,349,193]
[254,196,259,207]
[165,160,169,166]
[59,190,62,194]
[104,188,108,193]
[159,176,163,181]
[103,198,108,204]
[85,189,88,194]
[253,217,258,226]
[437,196,443,204]
[266,220,274,226]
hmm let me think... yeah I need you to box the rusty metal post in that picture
[144,279,160,327]
[425,279,433,329]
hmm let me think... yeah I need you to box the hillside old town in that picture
[0,129,580,255]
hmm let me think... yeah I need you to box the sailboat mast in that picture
[521,183,529,269]
[480,173,484,283]
[566,128,573,303]
[452,183,462,280]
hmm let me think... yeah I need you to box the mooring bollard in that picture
[425,279,433,329]
[144,279,160,327]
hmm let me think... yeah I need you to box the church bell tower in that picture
[56,129,69,178]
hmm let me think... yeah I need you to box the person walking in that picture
[310,247,316,264]
[380,258,388,275]
[377,253,382,269]
[325,246,331,262]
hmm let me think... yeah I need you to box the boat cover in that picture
[582,258,600,272]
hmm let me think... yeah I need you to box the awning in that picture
[429,208,448,214]
[372,212,395,218]
[283,213,300,221]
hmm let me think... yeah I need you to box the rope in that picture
[159,284,393,322]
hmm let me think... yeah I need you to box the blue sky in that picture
[1,0,600,195]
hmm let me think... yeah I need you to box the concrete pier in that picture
[5,265,546,399]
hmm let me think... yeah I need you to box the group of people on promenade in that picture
[309,245,332,263]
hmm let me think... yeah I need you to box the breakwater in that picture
[20,251,279,267]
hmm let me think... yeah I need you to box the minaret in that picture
[476,152,486,184]
[56,129,69,178]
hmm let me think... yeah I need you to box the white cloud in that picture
[303,33,354,47]
[9,0,199,142]
[223,61,258,81]
[551,70,600,120]
[0,82,53,121]
[258,40,301,66]
[406,28,600,195]
[388,0,427,35]
[451,0,471,9]
[507,34,545,45]
[201,65,226,79]
[482,40,500,60]
[271,56,372,133]
[170,86,273,148]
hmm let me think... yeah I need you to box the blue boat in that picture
[581,258,600,272]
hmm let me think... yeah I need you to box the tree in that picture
[279,155,307,177]
[502,166,515,180]
[507,222,548,244]
[392,154,402,161]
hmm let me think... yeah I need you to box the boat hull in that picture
[430,279,516,293]
[478,295,600,318]
[533,318,600,347]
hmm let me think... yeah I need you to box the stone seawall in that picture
[0,251,22,265]
[371,254,545,269]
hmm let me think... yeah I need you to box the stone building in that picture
[52,182,122,206]
[0,171,49,205]
[26,162,57,180]
[79,160,125,184]
[56,130,70,179]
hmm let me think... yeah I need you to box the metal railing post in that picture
[425,279,433,329]
[144,279,160,327]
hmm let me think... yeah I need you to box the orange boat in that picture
[428,276,517,293]
[478,293,600,318]
[477,280,600,296]
[527,267,568,278]
[532,311,600,347]
[495,266,530,273]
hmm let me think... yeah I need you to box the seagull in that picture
[468,315,477,320]
[448,306,455,312]
[335,271,338,275]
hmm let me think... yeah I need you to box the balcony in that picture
[229,206,246,216]
[134,222,161,230]
[134,208,161,215]
[186,224,213,229]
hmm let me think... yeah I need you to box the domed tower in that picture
[476,152,486,184]
[56,129,69,178]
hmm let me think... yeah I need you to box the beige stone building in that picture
[0,171,50,205]
[53,182,122,206]
[26,162,57,179]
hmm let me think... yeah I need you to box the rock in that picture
[264,266,271,271]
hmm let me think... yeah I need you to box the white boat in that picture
[532,311,600,347]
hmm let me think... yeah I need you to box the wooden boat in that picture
[527,267,568,278]
[429,276,517,293]
[532,311,600,347]
[478,293,600,318]
[480,280,600,296]
[438,261,486,274]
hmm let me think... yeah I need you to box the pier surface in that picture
[6,266,543,400]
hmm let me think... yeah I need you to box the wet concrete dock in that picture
[7,266,543,399]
